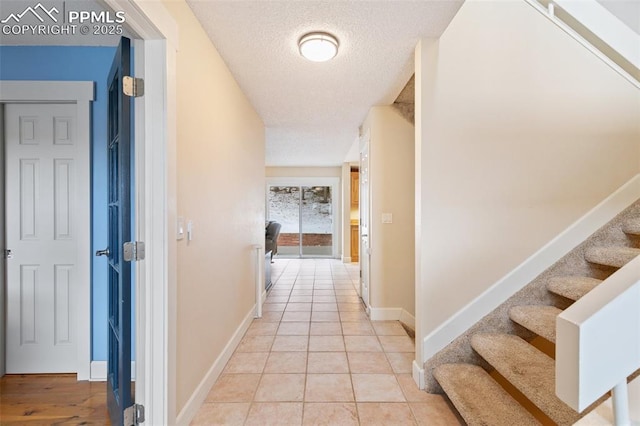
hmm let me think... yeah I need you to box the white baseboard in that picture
[90,361,136,381]
[413,360,425,390]
[422,174,640,362]
[400,310,416,330]
[175,306,256,426]
[369,307,402,321]
[369,307,415,330]
[342,256,352,263]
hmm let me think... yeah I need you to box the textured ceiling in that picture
[186,0,463,166]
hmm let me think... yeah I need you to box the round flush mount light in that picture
[298,32,339,62]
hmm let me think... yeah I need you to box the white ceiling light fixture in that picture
[299,32,339,62]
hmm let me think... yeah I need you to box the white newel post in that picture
[613,381,631,426]
[629,376,640,423]
[254,245,263,318]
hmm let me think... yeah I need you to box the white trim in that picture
[175,306,256,426]
[75,98,92,381]
[400,309,415,330]
[422,174,640,362]
[104,0,179,49]
[139,36,174,426]
[91,361,137,381]
[369,307,415,330]
[0,81,94,102]
[0,81,94,380]
[342,256,352,263]
[369,307,402,321]
[254,245,264,318]
[413,360,425,390]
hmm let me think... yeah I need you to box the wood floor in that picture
[0,374,110,425]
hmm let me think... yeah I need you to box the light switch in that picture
[177,216,185,240]
[382,213,393,224]
[187,220,193,241]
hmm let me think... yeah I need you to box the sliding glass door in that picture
[267,179,337,258]
[301,186,332,256]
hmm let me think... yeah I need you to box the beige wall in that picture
[266,166,341,177]
[415,0,640,343]
[163,1,265,414]
[362,106,415,316]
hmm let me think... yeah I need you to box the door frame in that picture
[0,81,94,379]
[102,1,179,423]
[266,177,341,258]
[359,131,371,310]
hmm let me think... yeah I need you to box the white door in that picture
[5,103,80,373]
[360,136,371,310]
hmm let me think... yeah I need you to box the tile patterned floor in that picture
[191,259,462,425]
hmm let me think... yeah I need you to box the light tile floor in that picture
[192,259,462,425]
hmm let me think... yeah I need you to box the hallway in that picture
[191,259,461,425]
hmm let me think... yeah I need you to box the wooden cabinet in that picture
[350,223,359,262]
[351,170,359,207]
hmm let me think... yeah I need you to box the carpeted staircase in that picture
[426,202,640,425]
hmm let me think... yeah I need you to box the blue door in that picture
[106,36,133,426]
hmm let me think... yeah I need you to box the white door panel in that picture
[5,103,79,373]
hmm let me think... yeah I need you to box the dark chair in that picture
[265,221,282,262]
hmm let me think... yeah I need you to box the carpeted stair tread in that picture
[546,276,602,301]
[622,218,640,236]
[471,333,579,425]
[434,363,540,426]
[509,305,561,343]
[584,246,640,268]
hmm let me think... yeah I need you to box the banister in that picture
[556,255,640,424]
[523,0,640,90]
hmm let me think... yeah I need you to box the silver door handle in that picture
[96,248,110,257]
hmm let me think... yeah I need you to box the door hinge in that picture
[123,76,144,97]
[123,241,145,262]
[3,249,13,259]
[124,403,145,425]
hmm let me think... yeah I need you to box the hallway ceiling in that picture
[186,0,463,167]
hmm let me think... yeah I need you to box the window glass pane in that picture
[268,186,300,256]
[301,186,332,256]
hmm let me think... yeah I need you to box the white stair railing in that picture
[524,0,640,89]
[556,255,640,425]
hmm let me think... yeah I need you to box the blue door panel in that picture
[106,36,133,426]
